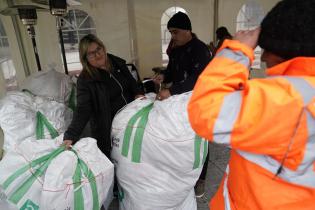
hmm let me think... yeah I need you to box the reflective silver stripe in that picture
[216,49,250,68]
[283,77,315,179]
[213,91,242,144]
[283,77,315,104]
[238,150,315,188]
[238,76,315,188]
[223,166,232,210]
[212,47,249,145]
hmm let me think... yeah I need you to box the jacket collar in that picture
[266,57,315,76]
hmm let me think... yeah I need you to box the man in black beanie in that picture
[188,0,315,209]
[153,11,211,198]
[154,11,210,100]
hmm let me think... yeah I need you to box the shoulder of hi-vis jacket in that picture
[188,39,314,159]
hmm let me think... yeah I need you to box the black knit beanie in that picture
[258,0,315,59]
[216,27,231,40]
[167,12,192,31]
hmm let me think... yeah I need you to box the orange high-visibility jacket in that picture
[188,39,315,210]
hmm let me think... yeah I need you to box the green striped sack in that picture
[0,147,65,209]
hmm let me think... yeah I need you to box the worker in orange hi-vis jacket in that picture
[188,0,315,209]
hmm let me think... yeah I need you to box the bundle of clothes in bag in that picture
[111,92,208,210]
[0,136,114,210]
[0,69,75,153]
[0,69,114,210]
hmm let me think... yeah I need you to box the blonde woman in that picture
[64,34,143,158]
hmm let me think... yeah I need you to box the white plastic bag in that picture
[111,92,207,210]
[41,137,114,210]
[19,68,75,104]
[0,136,114,210]
[0,91,72,152]
[0,137,63,209]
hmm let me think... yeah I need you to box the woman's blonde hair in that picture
[79,34,107,79]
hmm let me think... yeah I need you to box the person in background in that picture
[209,26,232,56]
[153,11,211,198]
[63,34,144,158]
[188,0,315,209]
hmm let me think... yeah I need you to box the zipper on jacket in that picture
[110,72,128,105]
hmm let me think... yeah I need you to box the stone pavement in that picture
[108,142,230,210]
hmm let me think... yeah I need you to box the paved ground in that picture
[108,142,230,210]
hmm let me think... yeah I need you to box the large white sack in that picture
[41,137,114,210]
[0,136,114,210]
[19,68,75,104]
[0,91,73,152]
[0,136,63,209]
[111,92,208,210]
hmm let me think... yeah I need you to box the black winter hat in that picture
[258,0,315,59]
[167,12,192,31]
[216,27,231,40]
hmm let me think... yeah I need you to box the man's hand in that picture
[156,89,171,100]
[233,28,260,49]
[152,74,164,85]
[63,140,73,149]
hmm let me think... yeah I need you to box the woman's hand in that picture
[156,89,171,100]
[233,28,261,49]
[63,140,73,149]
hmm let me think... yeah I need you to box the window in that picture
[236,1,264,69]
[161,7,187,66]
[61,9,96,72]
[0,19,17,91]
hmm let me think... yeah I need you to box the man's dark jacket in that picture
[64,54,143,157]
[164,36,211,95]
